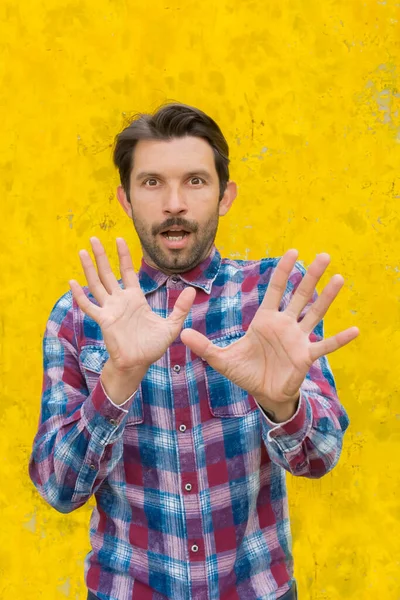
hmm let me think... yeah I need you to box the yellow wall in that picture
[1,0,399,597]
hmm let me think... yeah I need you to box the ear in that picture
[218,181,237,216]
[116,185,133,218]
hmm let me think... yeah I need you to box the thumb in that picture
[180,328,223,369]
[167,286,196,331]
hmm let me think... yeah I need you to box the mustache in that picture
[152,217,199,236]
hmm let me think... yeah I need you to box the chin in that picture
[161,252,199,273]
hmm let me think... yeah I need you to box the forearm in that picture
[30,291,152,512]
[100,359,147,406]
[29,378,140,513]
[258,385,349,479]
[255,393,300,423]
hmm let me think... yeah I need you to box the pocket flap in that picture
[80,344,109,374]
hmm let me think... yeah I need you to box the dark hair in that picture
[113,102,230,201]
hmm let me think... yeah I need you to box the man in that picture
[29,103,358,600]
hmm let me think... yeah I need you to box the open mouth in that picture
[159,228,192,249]
[161,230,189,241]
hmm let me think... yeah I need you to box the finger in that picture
[300,274,345,333]
[310,327,360,361]
[285,253,331,319]
[168,287,197,329]
[78,249,108,306]
[180,328,225,369]
[260,249,299,311]
[116,238,141,290]
[69,280,102,321]
[90,237,120,294]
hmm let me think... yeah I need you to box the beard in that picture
[131,210,219,274]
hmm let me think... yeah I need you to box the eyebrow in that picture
[135,170,213,181]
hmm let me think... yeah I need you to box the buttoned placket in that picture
[166,275,207,597]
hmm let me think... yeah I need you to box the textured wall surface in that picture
[1,0,399,598]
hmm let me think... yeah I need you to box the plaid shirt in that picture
[29,246,349,600]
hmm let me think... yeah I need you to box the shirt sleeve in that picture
[257,262,350,479]
[28,291,140,513]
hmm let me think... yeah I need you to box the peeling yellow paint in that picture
[1,0,399,598]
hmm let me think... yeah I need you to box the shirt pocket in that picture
[79,344,110,392]
[79,344,144,426]
[204,330,258,418]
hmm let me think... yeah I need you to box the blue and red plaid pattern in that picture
[29,246,349,600]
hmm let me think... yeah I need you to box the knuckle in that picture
[297,286,311,298]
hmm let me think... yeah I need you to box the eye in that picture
[143,178,159,187]
[189,177,205,185]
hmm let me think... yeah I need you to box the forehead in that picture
[131,136,216,175]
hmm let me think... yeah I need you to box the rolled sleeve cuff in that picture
[81,379,139,444]
[99,378,137,413]
[258,391,313,452]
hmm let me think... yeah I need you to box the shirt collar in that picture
[138,246,221,296]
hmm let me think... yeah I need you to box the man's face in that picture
[117,136,236,274]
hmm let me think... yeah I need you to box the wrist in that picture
[100,359,148,406]
[255,393,300,423]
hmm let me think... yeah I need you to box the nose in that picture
[162,186,188,216]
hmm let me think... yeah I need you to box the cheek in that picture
[131,210,151,235]
[131,199,157,223]
[196,211,220,234]
[189,192,220,214]
[131,187,162,207]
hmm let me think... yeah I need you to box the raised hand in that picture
[69,237,196,373]
[181,250,359,422]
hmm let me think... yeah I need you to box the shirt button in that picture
[109,419,117,426]
[173,365,181,373]
[171,276,179,283]
[89,464,96,470]
[191,544,199,553]
[179,424,187,432]
[185,483,192,492]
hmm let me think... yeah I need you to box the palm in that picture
[181,250,359,407]
[216,311,314,402]
[69,237,195,371]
